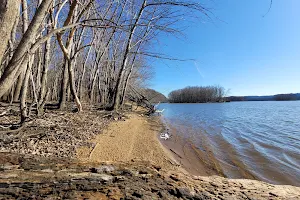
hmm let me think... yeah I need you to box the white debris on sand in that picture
[160,133,170,140]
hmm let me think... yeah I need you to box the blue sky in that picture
[149,0,300,97]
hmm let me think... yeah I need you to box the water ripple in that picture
[159,101,300,186]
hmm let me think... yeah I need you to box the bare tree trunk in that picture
[36,47,42,92]
[67,84,71,101]
[90,72,98,103]
[68,60,82,112]
[13,71,26,102]
[112,1,146,110]
[13,0,30,102]
[4,15,20,103]
[20,55,34,122]
[59,60,69,109]
[0,0,20,64]
[6,11,20,69]
[30,70,38,104]
[120,65,134,106]
[78,45,92,100]
[0,0,53,99]
[39,30,51,105]
[56,0,84,112]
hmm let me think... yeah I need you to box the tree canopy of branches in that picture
[168,86,226,103]
[0,0,209,124]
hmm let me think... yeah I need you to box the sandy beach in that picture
[77,113,181,172]
[76,111,222,178]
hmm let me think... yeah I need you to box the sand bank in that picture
[76,111,219,177]
[77,113,181,172]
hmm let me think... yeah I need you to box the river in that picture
[158,101,300,186]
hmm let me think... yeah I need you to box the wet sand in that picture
[158,120,264,182]
[159,126,224,177]
[158,118,300,186]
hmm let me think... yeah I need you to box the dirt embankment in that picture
[1,108,300,199]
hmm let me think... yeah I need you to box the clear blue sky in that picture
[149,0,300,97]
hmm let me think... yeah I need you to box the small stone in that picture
[132,191,143,198]
[152,165,161,171]
[170,174,180,181]
[269,192,278,197]
[92,166,113,174]
[177,188,193,198]
[41,169,54,173]
[91,173,114,182]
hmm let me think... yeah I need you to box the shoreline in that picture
[1,109,300,199]
[157,114,300,187]
[76,110,223,177]
[77,111,298,187]
[157,117,224,177]
[76,111,181,173]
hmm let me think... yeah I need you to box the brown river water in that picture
[158,101,300,186]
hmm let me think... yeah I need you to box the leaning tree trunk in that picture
[0,0,53,99]
[120,64,134,107]
[13,0,30,102]
[112,0,146,110]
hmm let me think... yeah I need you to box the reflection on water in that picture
[158,101,300,186]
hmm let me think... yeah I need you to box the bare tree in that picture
[0,0,210,126]
[0,0,20,64]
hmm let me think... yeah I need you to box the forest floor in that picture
[0,103,300,199]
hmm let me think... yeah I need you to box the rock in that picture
[176,188,194,198]
[41,169,54,173]
[152,165,161,171]
[90,165,115,173]
[90,173,114,182]
[119,169,134,176]
[1,164,19,170]
[170,174,180,182]
[132,191,143,198]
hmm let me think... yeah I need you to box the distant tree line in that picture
[274,94,298,101]
[168,86,226,103]
[226,93,300,102]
